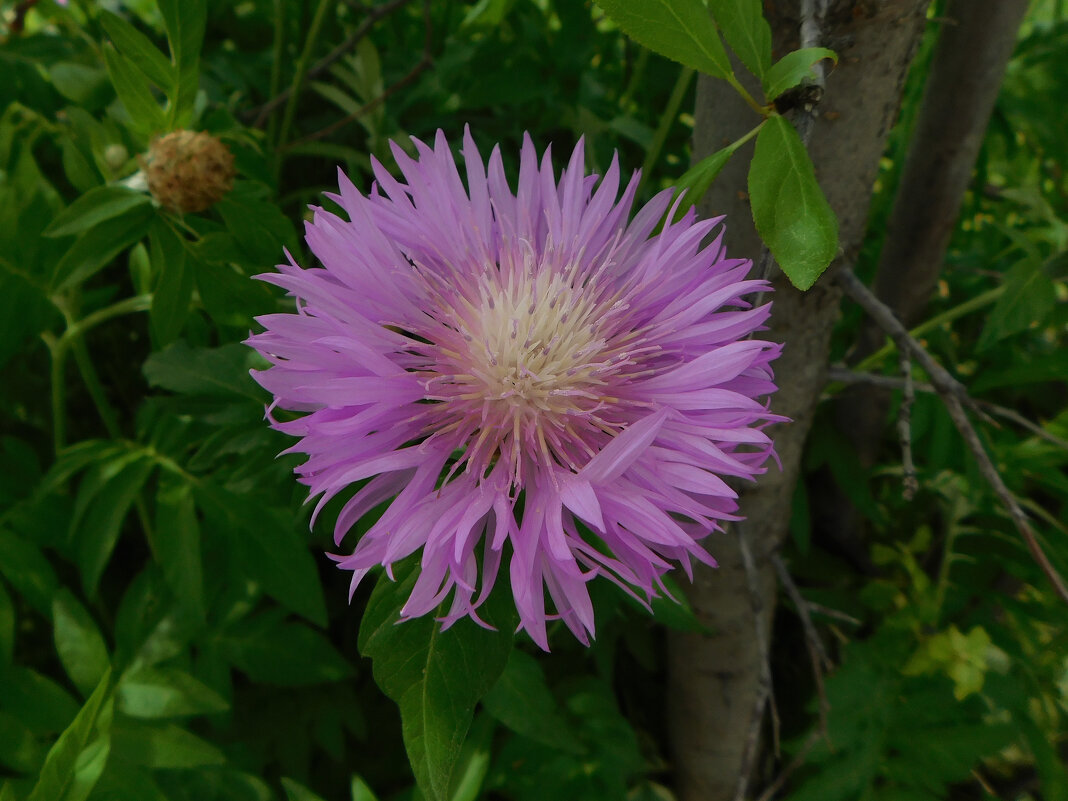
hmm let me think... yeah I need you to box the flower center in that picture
[414,257,643,483]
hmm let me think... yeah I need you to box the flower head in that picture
[140,130,235,214]
[247,129,781,648]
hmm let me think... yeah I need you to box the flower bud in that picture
[140,130,235,214]
[104,143,129,171]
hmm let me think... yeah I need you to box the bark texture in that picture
[839,0,1030,463]
[667,4,930,800]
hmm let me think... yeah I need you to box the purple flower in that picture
[247,129,781,649]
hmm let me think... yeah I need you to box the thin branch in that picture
[836,269,1068,605]
[249,0,414,127]
[734,525,779,801]
[772,557,832,742]
[897,350,918,499]
[753,729,824,801]
[826,367,1068,453]
[284,0,431,148]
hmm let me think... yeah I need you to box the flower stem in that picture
[638,66,695,196]
[276,0,336,155]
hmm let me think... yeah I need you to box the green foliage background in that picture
[0,1,1066,800]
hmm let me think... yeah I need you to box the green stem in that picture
[619,46,650,110]
[47,334,67,456]
[59,295,152,349]
[726,74,768,116]
[854,286,1005,373]
[276,0,337,155]
[639,66,695,195]
[267,0,287,147]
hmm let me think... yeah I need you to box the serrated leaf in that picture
[154,477,204,621]
[50,203,155,292]
[53,590,110,698]
[143,341,262,400]
[99,10,174,92]
[764,47,837,101]
[44,186,150,239]
[708,0,771,80]
[978,258,1056,350]
[116,666,228,718]
[482,650,583,753]
[148,222,193,346]
[594,0,732,79]
[26,669,112,801]
[749,115,838,289]
[102,46,166,136]
[670,137,747,220]
[359,564,515,801]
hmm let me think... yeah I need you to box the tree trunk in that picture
[667,4,930,800]
[839,0,1030,465]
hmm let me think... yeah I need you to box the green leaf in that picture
[594,0,732,79]
[748,115,838,289]
[26,669,112,801]
[44,186,151,239]
[102,46,166,137]
[157,0,206,125]
[763,47,837,101]
[116,666,228,719]
[154,477,204,621]
[220,611,353,686]
[350,776,380,801]
[143,341,262,400]
[111,721,225,768]
[195,486,327,626]
[0,667,79,735]
[52,590,110,698]
[99,11,174,92]
[0,581,13,667]
[0,711,41,773]
[50,203,155,292]
[670,137,748,219]
[482,651,583,753]
[69,454,155,596]
[64,736,110,801]
[977,258,1057,350]
[49,63,111,108]
[707,0,771,81]
[282,778,328,801]
[0,529,59,617]
[148,223,193,346]
[359,565,515,801]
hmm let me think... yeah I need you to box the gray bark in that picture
[839,0,1030,466]
[666,4,930,800]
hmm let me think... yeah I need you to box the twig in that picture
[836,269,1068,604]
[806,601,862,627]
[284,0,431,148]
[249,0,414,127]
[753,729,824,801]
[772,555,831,742]
[826,367,1068,453]
[897,351,918,499]
[734,525,779,801]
